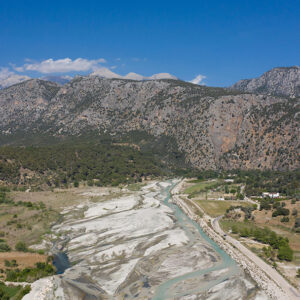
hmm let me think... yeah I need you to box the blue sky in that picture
[0,0,299,86]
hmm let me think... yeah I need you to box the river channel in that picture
[25,180,268,299]
[152,181,239,299]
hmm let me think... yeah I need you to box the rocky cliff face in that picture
[232,66,300,98]
[0,76,299,170]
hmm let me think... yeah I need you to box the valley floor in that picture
[21,180,268,300]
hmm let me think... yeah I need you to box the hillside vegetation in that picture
[0,142,170,189]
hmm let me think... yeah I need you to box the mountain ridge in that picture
[231,66,300,98]
[0,73,299,171]
[0,69,178,89]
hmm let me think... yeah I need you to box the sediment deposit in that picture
[24,180,269,299]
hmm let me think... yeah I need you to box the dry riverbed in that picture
[21,180,270,300]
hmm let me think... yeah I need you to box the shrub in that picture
[272,207,290,217]
[277,245,293,261]
[0,243,11,252]
[231,225,238,234]
[15,241,28,252]
[260,199,271,210]
[225,185,229,193]
[5,262,55,282]
[15,285,31,300]
[4,260,10,267]
[240,228,250,237]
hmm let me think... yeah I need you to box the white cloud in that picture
[0,68,12,81]
[91,67,177,81]
[0,68,30,88]
[124,72,146,80]
[15,57,106,74]
[91,67,122,79]
[149,73,177,80]
[190,74,206,85]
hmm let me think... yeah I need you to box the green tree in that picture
[225,185,229,193]
[280,216,289,222]
[277,245,293,261]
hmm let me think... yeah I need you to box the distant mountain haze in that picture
[0,68,178,89]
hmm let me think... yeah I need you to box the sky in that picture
[0,0,299,87]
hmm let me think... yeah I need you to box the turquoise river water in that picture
[152,181,239,299]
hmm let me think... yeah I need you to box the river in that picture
[152,181,239,299]
[24,180,268,299]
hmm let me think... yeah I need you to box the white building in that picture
[262,192,280,198]
[224,179,234,183]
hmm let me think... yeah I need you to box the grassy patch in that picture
[195,200,251,217]
[127,182,146,191]
[0,201,59,249]
[184,180,220,196]
[220,219,257,233]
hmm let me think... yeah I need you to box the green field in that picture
[195,200,251,217]
[184,180,220,195]
[220,219,257,233]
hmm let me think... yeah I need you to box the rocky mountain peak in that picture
[231,66,300,98]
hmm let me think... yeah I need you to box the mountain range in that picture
[0,67,178,89]
[0,66,299,171]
